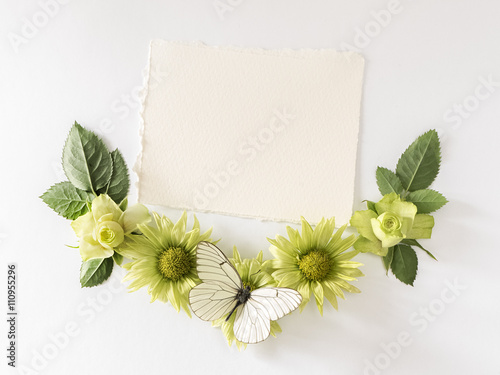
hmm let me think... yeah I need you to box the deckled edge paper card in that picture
[137,40,364,225]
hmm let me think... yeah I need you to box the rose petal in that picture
[120,204,151,234]
[350,210,379,242]
[406,214,434,239]
[71,212,94,237]
[79,234,114,261]
[374,192,399,214]
[371,218,403,247]
[353,236,387,256]
[91,194,122,222]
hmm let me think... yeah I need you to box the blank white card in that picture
[137,41,364,225]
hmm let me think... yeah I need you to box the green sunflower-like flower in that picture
[211,246,282,351]
[269,217,363,315]
[118,211,212,316]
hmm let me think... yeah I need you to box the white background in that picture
[1,1,500,374]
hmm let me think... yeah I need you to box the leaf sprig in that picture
[374,130,447,285]
[41,122,131,287]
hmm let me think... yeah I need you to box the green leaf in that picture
[40,182,94,220]
[396,129,441,192]
[391,244,418,286]
[383,246,394,274]
[80,257,114,288]
[99,149,129,204]
[406,189,448,213]
[112,252,124,266]
[63,122,113,193]
[401,239,437,261]
[365,200,376,212]
[118,197,128,211]
[376,167,403,195]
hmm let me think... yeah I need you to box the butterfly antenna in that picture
[249,269,262,283]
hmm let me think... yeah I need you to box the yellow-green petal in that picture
[353,236,386,256]
[406,214,434,239]
[297,282,311,312]
[91,194,122,222]
[121,211,210,316]
[79,234,114,261]
[120,203,151,234]
[371,218,403,248]
[374,192,399,214]
[71,211,94,237]
[312,281,324,315]
[350,210,379,242]
[270,216,363,313]
[323,284,339,310]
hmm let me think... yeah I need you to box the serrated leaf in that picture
[376,167,403,195]
[99,149,129,204]
[383,246,394,274]
[391,244,418,286]
[40,182,94,220]
[396,130,441,192]
[63,122,113,193]
[406,189,448,213]
[401,239,437,261]
[80,257,114,287]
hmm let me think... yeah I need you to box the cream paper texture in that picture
[137,40,364,225]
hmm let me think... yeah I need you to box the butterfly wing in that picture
[189,242,242,321]
[233,287,302,344]
[189,283,239,321]
[196,242,242,291]
[233,297,271,344]
[249,287,302,321]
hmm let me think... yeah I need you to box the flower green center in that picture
[242,282,255,292]
[157,247,191,281]
[298,250,331,282]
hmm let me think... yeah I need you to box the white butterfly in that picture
[189,241,302,344]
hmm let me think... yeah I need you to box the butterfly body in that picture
[237,286,251,304]
[225,285,251,322]
[189,242,302,344]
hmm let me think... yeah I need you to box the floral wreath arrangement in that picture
[41,123,447,349]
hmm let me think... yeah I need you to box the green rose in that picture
[350,192,434,256]
[95,219,124,249]
[71,194,151,261]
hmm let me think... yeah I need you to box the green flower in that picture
[119,212,212,316]
[211,246,282,351]
[350,192,434,256]
[71,194,150,261]
[269,217,363,315]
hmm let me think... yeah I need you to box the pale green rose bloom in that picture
[71,194,151,261]
[350,192,433,256]
[370,194,417,248]
[95,220,124,249]
[371,212,404,248]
